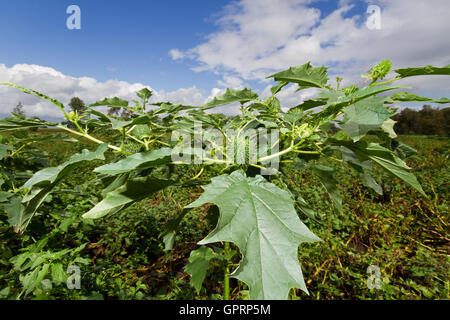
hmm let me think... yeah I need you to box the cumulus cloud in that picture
[0,63,312,119]
[0,64,231,120]
[170,0,450,102]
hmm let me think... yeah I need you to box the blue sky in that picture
[0,0,449,119]
[0,0,232,91]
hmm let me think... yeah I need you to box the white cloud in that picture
[217,75,245,89]
[169,0,450,103]
[169,49,185,60]
[0,63,230,119]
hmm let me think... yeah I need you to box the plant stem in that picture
[224,242,231,300]
[9,143,29,157]
[368,76,401,87]
[292,150,320,154]
[257,145,293,162]
[57,124,127,154]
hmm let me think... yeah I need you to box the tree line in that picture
[392,105,449,136]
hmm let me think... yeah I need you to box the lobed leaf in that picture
[136,88,152,101]
[314,85,405,122]
[23,144,108,190]
[341,96,395,141]
[184,246,215,294]
[94,148,173,175]
[389,92,450,104]
[202,88,258,110]
[391,140,418,159]
[82,177,174,219]
[270,81,288,95]
[87,109,153,129]
[394,65,450,78]
[186,170,321,299]
[8,144,109,232]
[89,97,129,109]
[267,62,328,89]
[0,114,57,132]
[0,83,66,114]
[331,140,426,196]
[152,102,197,115]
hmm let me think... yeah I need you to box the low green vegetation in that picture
[0,130,447,300]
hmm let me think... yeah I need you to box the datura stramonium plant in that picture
[1,60,449,299]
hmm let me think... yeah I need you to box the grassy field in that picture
[0,132,448,300]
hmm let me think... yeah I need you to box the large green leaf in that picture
[0,114,57,132]
[136,88,152,101]
[391,140,417,159]
[267,62,328,89]
[186,170,321,300]
[152,102,197,115]
[289,99,326,113]
[394,65,450,77]
[315,85,405,122]
[389,92,450,104]
[189,110,225,128]
[389,92,449,104]
[89,97,129,109]
[360,172,383,195]
[87,109,152,129]
[82,177,174,219]
[341,96,395,141]
[184,246,215,294]
[27,133,78,144]
[331,140,426,196]
[0,83,66,114]
[202,88,258,110]
[94,148,172,175]
[270,81,288,95]
[23,144,108,190]
[9,144,109,232]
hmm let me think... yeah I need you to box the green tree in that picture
[68,97,86,114]
[13,102,25,116]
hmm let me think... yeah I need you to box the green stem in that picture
[180,167,205,184]
[10,143,29,157]
[57,125,127,154]
[258,145,293,162]
[292,150,320,154]
[224,242,231,300]
[126,132,147,146]
[369,76,401,87]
